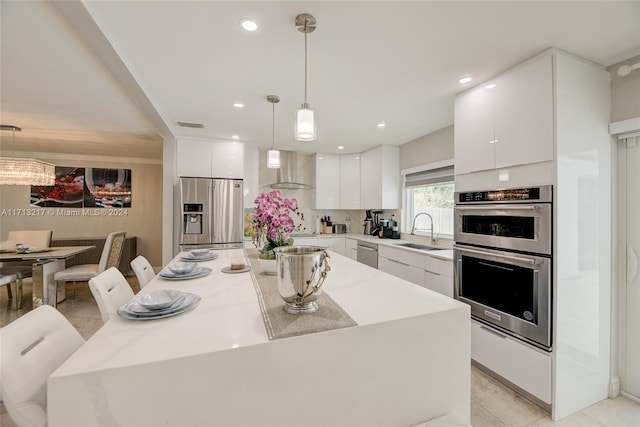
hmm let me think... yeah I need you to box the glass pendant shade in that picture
[295,106,316,141]
[0,157,56,186]
[267,149,281,169]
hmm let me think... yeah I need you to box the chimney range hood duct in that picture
[268,150,314,190]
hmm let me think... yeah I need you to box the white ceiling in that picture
[1,1,639,159]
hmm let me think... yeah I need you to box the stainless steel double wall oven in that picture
[454,186,553,351]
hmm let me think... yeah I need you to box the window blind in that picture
[404,165,454,188]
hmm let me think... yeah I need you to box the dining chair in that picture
[130,255,155,289]
[52,231,126,308]
[0,273,23,310]
[0,230,53,283]
[0,305,85,427]
[88,266,135,324]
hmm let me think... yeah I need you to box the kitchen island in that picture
[48,249,470,426]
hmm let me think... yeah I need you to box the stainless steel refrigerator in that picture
[180,177,243,249]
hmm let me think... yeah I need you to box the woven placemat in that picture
[246,249,357,340]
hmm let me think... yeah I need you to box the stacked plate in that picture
[117,289,201,320]
[159,262,212,280]
[180,249,219,262]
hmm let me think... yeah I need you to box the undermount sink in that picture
[395,242,437,251]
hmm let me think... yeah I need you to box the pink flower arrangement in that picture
[252,190,304,254]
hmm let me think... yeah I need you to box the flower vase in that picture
[257,249,277,276]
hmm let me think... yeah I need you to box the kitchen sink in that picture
[395,242,437,251]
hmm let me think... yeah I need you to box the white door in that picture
[623,136,640,400]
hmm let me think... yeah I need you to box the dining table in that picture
[0,245,95,306]
[47,247,470,426]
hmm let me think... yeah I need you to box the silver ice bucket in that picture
[272,245,330,314]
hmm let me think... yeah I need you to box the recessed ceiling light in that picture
[459,77,472,84]
[485,83,497,90]
[377,122,386,128]
[240,19,258,32]
[231,135,239,140]
[338,146,344,150]
[233,102,244,108]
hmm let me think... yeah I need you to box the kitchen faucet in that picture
[410,212,436,245]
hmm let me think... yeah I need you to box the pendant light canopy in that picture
[0,125,55,186]
[266,95,281,169]
[295,13,317,141]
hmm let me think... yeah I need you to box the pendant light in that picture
[266,95,281,169]
[295,13,317,141]
[0,125,55,186]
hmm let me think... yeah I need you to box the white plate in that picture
[180,253,218,262]
[159,267,212,280]
[221,265,252,274]
[118,293,201,320]
[136,289,184,310]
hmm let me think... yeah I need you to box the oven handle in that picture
[455,205,540,211]
[455,246,538,265]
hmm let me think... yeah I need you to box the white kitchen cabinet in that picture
[243,147,259,209]
[340,154,361,209]
[360,145,400,209]
[293,237,318,247]
[320,237,346,257]
[423,255,454,298]
[455,54,553,174]
[313,153,340,209]
[177,138,213,177]
[345,238,358,261]
[378,245,425,286]
[472,320,551,404]
[177,138,244,179]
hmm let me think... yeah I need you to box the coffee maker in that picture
[382,216,401,239]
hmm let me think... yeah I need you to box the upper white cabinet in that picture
[243,147,259,209]
[177,138,244,179]
[340,154,361,209]
[455,54,553,174]
[360,145,400,209]
[313,153,341,209]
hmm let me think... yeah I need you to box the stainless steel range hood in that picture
[268,150,314,190]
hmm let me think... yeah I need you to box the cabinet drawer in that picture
[423,271,453,298]
[378,245,425,268]
[378,256,424,286]
[471,320,551,404]
[425,256,453,277]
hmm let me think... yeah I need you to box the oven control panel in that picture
[456,185,552,204]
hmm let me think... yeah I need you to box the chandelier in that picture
[0,125,55,186]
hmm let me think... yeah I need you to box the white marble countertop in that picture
[245,233,455,261]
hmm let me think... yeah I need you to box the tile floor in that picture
[1,279,639,427]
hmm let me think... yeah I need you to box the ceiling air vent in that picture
[177,121,205,129]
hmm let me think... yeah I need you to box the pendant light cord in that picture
[304,18,308,105]
[271,101,275,149]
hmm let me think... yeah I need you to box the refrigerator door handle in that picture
[209,183,214,242]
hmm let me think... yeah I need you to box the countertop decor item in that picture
[251,189,304,262]
[273,245,330,314]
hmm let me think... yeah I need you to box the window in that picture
[403,163,454,239]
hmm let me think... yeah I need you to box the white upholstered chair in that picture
[52,231,126,308]
[0,273,23,310]
[88,266,135,324]
[130,255,155,289]
[0,305,85,427]
[0,230,53,282]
